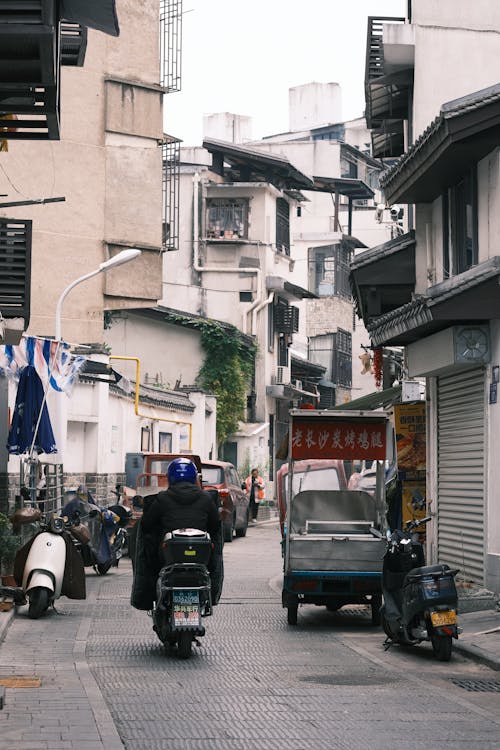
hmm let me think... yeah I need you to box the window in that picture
[201,465,224,484]
[308,244,352,298]
[162,137,180,250]
[206,198,249,239]
[276,198,290,255]
[340,156,358,179]
[309,331,352,387]
[333,329,352,388]
[158,432,172,452]
[443,168,478,275]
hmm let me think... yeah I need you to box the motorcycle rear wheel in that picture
[177,631,193,659]
[96,560,112,575]
[28,587,50,619]
[431,633,452,661]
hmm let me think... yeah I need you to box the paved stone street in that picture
[2,520,500,749]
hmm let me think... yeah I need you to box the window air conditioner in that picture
[276,365,290,384]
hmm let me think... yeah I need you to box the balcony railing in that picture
[0,0,60,139]
[162,135,181,251]
[160,0,182,93]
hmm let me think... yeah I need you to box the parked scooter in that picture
[62,487,126,575]
[152,528,214,659]
[1,507,86,619]
[380,516,459,661]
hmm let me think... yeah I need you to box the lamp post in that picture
[51,248,141,466]
[55,248,142,341]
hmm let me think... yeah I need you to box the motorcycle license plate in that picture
[430,610,456,627]
[172,590,200,628]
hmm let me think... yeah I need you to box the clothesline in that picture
[0,336,86,394]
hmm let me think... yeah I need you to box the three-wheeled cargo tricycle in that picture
[281,409,391,626]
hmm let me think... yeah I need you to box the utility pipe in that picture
[251,292,275,338]
[110,355,193,449]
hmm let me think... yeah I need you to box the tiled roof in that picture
[380,83,500,189]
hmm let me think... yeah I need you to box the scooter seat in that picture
[408,563,451,578]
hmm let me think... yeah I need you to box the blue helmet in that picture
[167,458,198,485]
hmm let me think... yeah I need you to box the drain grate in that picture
[452,678,500,692]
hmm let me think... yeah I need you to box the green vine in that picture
[164,312,257,444]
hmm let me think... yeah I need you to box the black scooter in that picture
[152,528,214,659]
[380,516,459,661]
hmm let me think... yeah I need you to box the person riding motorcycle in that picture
[141,458,221,571]
[131,458,223,611]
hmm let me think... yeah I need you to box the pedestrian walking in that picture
[244,468,265,523]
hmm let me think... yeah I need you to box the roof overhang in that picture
[334,385,402,411]
[350,231,416,321]
[381,83,500,204]
[309,176,375,200]
[202,138,314,190]
[366,256,500,346]
[60,0,119,36]
[266,276,316,300]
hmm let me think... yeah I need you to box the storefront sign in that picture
[291,419,386,460]
[394,402,427,533]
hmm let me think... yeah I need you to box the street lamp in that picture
[55,248,141,341]
[49,248,141,467]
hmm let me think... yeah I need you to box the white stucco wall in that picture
[411,2,500,139]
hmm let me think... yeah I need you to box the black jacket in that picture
[141,482,220,541]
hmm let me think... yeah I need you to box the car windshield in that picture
[284,467,341,501]
[202,466,224,485]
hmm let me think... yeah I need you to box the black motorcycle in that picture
[380,516,459,661]
[152,528,214,659]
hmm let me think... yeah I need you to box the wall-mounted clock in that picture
[454,325,490,363]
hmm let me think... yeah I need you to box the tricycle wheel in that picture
[177,631,193,659]
[371,594,382,626]
[287,600,298,625]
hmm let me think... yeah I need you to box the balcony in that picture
[365,16,412,158]
[0,0,60,140]
[0,0,118,141]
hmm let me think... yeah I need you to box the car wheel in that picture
[371,594,382,626]
[235,509,249,538]
[223,516,234,543]
[287,600,298,625]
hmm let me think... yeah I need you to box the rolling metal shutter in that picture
[437,368,485,583]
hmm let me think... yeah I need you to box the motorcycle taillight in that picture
[49,516,65,533]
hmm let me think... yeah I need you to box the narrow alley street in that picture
[1,520,500,749]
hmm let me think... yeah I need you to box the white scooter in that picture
[2,508,87,619]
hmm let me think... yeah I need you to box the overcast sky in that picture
[165,0,407,146]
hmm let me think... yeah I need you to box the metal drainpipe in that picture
[192,172,265,335]
[109,355,193,449]
[252,292,274,337]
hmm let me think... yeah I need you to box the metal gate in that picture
[437,368,485,583]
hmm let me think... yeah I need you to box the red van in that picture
[276,459,349,537]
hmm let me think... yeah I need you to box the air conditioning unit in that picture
[275,365,290,384]
[293,379,303,390]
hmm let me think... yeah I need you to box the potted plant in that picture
[0,512,20,584]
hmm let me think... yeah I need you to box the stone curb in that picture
[453,638,500,671]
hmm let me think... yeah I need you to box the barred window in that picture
[206,198,249,240]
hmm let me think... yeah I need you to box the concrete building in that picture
[351,1,500,591]
[0,1,198,507]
